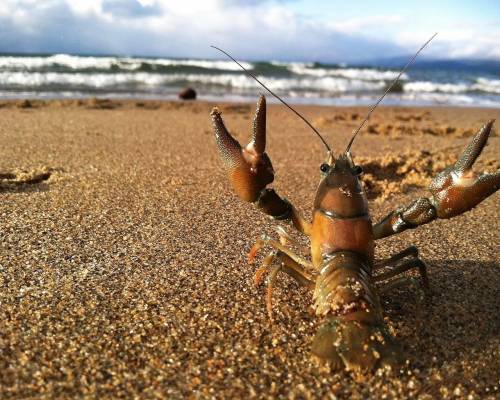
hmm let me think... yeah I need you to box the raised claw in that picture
[429,120,500,219]
[211,95,274,202]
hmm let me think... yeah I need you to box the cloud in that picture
[0,0,498,61]
[392,21,500,60]
[102,0,162,18]
[329,15,405,35]
[137,0,156,5]
[65,0,103,15]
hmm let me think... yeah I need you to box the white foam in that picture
[404,81,470,94]
[399,91,477,105]
[141,58,254,71]
[0,55,120,70]
[0,71,165,87]
[288,65,405,81]
[0,70,388,93]
[473,77,500,94]
[405,78,500,95]
[171,73,385,92]
[270,60,314,68]
[0,54,253,71]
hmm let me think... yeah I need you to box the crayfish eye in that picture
[352,165,363,175]
[320,163,329,174]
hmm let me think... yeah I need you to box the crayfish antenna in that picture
[211,45,333,155]
[345,32,438,153]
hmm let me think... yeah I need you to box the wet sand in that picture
[0,99,499,399]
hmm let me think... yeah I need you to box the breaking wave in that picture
[0,54,253,72]
[405,78,500,95]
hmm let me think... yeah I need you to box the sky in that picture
[0,0,499,62]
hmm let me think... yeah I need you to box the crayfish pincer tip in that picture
[480,119,494,133]
[481,119,494,131]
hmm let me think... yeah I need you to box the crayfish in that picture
[210,38,499,372]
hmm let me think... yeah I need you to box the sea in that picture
[0,53,499,108]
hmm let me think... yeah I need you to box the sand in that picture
[0,99,498,399]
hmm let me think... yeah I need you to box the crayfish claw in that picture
[429,120,499,219]
[211,98,275,203]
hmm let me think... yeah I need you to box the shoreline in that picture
[1,96,500,110]
[1,94,499,109]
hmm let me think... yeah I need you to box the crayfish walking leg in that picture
[374,246,429,289]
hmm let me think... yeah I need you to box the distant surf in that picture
[0,53,498,107]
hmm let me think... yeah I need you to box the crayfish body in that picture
[211,95,499,372]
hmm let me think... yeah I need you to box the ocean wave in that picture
[404,81,469,94]
[473,77,500,94]
[0,71,386,93]
[0,55,123,70]
[399,92,479,106]
[0,71,164,88]
[0,54,253,72]
[143,58,253,71]
[405,79,500,95]
[1,70,500,97]
[270,60,314,69]
[180,73,385,92]
[288,65,405,81]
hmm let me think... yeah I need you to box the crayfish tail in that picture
[311,252,402,372]
[311,317,402,373]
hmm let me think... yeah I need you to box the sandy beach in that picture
[0,99,498,399]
